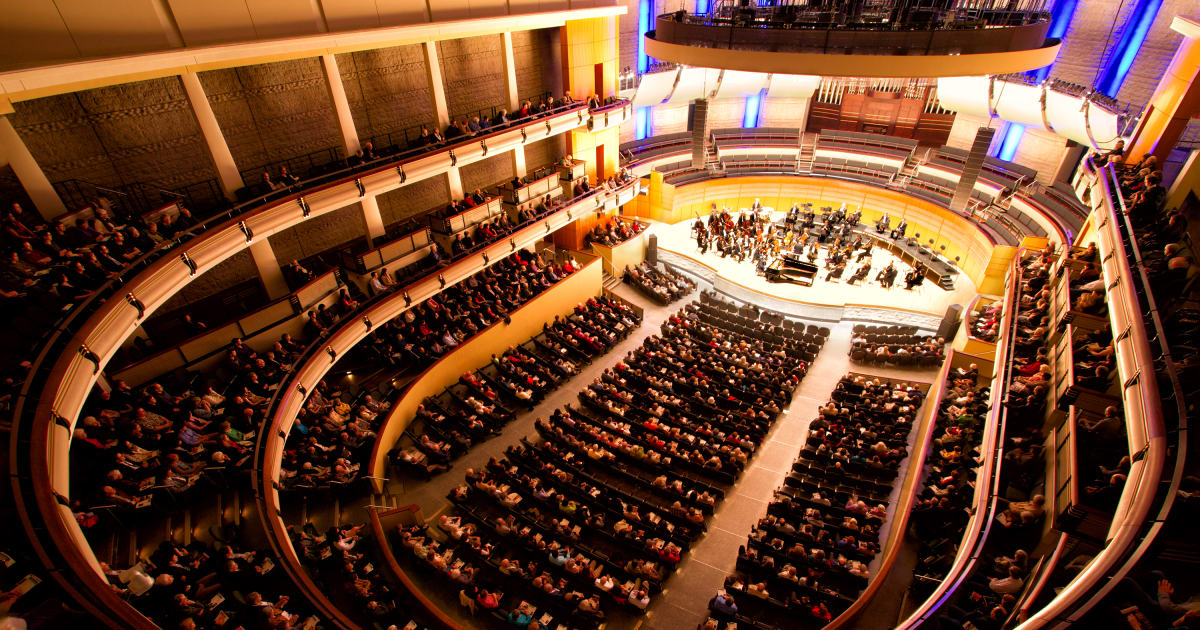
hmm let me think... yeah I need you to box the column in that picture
[561,17,620,181]
[446,167,464,199]
[320,54,360,156]
[1128,17,1200,164]
[249,240,289,300]
[423,42,450,129]
[361,194,385,245]
[181,71,245,199]
[0,115,67,220]
[319,53,383,245]
[511,146,527,179]
[501,32,520,112]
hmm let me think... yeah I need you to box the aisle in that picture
[641,324,939,630]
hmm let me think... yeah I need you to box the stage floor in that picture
[652,216,979,320]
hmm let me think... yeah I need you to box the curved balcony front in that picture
[645,12,1059,77]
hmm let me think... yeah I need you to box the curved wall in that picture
[633,174,1028,294]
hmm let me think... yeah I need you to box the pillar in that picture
[446,167,464,199]
[181,71,245,200]
[249,240,289,299]
[1128,17,1200,164]
[501,32,520,112]
[361,195,385,245]
[511,146,527,179]
[561,16,620,181]
[423,42,450,129]
[320,54,360,156]
[0,114,67,220]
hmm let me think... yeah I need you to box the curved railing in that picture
[897,252,1024,627]
[1010,164,1173,628]
[622,132,1079,247]
[7,103,597,626]
[250,183,634,630]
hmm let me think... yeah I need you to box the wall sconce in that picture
[325,346,337,362]
[449,149,457,166]
[545,121,552,135]
[403,292,411,306]
[362,316,372,331]
[481,252,489,264]
[238,221,253,243]
[397,165,407,183]
[521,128,527,143]
[509,238,516,252]
[355,178,365,197]
[297,383,308,396]
[438,274,446,288]
[480,139,488,156]
[298,196,310,217]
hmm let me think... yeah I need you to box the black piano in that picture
[765,253,819,286]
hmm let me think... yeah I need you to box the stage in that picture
[650,214,980,331]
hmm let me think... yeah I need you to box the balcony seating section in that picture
[909,365,992,598]
[707,373,925,629]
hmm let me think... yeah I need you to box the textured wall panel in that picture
[460,153,513,194]
[376,176,450,227]
[158,248,258,312]
[525,135,568,172]
[200,58,342,180]
[337,45,433,149]
[513,29,555,102]
[10,76,216,198]
[438,35,507,120]
[268,202,367,263]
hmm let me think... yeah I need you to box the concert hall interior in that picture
[1,2,1199,630]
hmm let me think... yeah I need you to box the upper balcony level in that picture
[644,1,1060,77]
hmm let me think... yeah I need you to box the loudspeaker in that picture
[691,98,709,169]
[938,303,963,340]
[646,234,658,266]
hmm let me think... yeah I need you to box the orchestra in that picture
[690,201,930,292]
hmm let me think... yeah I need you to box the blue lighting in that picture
[1097,0,1164,96]
[637,0,651,74]
[997,124,1025,161]
[696,0,709,14]
[1029,0,1079,82]
[635,107,651,140]
[743,92,762,128]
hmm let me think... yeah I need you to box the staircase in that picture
[796,136,817,174]
[602,270,622,291]
[704,143,724,173]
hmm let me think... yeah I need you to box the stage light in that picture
[1097,0,1165,97]
[997,123,1025,162]
[635,107,651,140]
[743,90,763,129]
[1028,0,1079,82]
[637,0,651,74]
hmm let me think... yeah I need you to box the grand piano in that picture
[765,253,819,286]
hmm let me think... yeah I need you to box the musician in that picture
[856,243,873,262]
[904,262,926,290]
[847,208,862,225]
[826,262,846,282]
[891,219,907,240]
[877,262,898,288]
[807,243,819,263]
[803,207,815,229]
[847,262,871,285]
[876,214,891,234]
